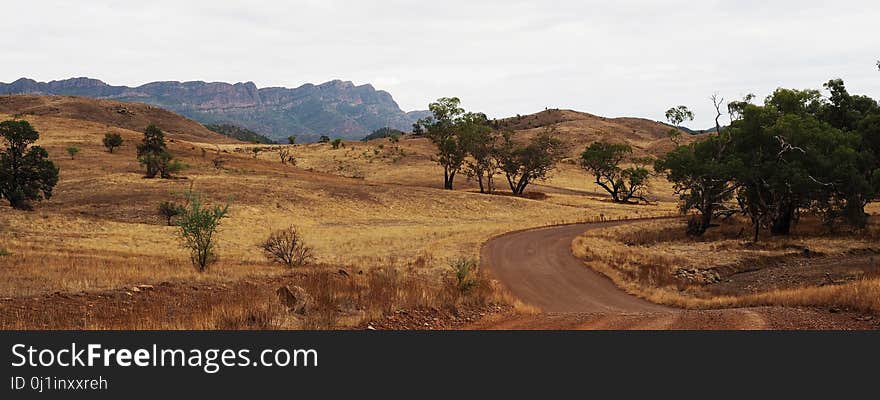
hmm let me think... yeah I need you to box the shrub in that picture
[261,226,315,267]
[0,248,9,257]
[102,133,123,153]
[158,201,184,226]
[176,191,230,272]
[66,146,80,159]
[331,139,343,149]
[449,257,479,293]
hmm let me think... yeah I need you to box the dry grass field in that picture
[573,210,880,314]
[4,95,875,329]
[0,96,679,329]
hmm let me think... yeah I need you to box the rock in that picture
[136,284,155,290]
[276,285,312,315]
[829,307,841,314]
[130,286,141,293]
[366,325,376,330]
[855,315,873,322]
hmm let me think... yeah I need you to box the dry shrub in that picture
[261,226,315,268]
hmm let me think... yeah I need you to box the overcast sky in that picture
[3,0,879,128]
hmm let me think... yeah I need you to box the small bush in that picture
[102,133,123,153]
[0,248,9,257]
[449,257,479,293]
[261,226,315,267]
[66,146,80,159]
[176,191,230,272]
[331,139,343,149]
[158,201,184,226]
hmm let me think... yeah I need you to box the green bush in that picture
[175,191,230,272]
[449,257,479,293]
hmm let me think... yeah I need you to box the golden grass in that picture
[572,214,880,313]
[0,112,679,299]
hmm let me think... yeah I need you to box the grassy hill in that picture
[0,95,235,144]
[0,96,675,328]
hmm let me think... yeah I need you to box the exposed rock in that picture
[276,285,312,315]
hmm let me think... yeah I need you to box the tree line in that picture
[655,79,880,239]
[414,97,567,194]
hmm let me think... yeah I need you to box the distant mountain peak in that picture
[0,77,427,142]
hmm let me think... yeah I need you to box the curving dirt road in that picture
[479,221,875,330]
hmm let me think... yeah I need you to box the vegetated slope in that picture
[205,124,276,144]
[0,94,235,144]
[0,77,430,142]
[497,109,698,158]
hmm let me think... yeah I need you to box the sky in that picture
[3,0,879,128]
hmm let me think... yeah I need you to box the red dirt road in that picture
[479,222,876,330]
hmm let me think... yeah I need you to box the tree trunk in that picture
[443,167,455,190]
[770,203,794,235]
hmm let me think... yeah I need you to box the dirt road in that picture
[479,221,876,329]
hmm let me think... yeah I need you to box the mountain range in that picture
[0,77,430,142]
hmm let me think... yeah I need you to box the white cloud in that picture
[2,0,879,128]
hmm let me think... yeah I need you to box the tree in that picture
[580,141,651,203]
[251,147,262,159]
[261,226,315,267]
[665,105,694,145]
[655,136,738,236]
[497,128,565,195]
[66,146,80,160]
[318,135,330,143]
[137,124,173,178]
[175,190,230,272]
[331,138,343,149]
[158,201,184,226]
[0,120,59,210]
[103,133,124,153]
[459,113,497,193]
[287,135,297,145]
[414,97,468,190]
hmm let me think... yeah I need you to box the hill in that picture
[0,77,430,142]
[0,94,235,143]
[204,124,276,144]
[496,108,697,158]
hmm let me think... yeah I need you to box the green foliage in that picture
[0,120,59,210]
[449,257,479,293]
[102,133,124,153]
[665,105,694,127]
[287,135,297,145]
[204,124,275,144]
[580,141,651,203]
[331,138,343,149]
[363,127,404,142]
[497,128,565,195]
[655,135,738,235]
[413,97,474,190]
[65,146,80,159]
[137,124,174,178]
[459,114,498,193]
[0,248,9,257]
[658,80,880,239]
[158,201,184,226]
[175,191,230,272]
[318,135,331,143]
